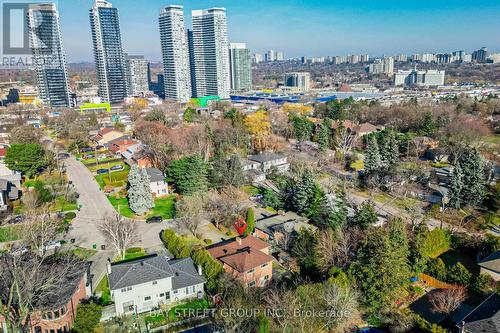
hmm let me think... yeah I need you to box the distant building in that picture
[229,43,252,92]
[27,3,71,107]
[284,72,310,91]
[276,51,284,61]
[253,53,263,64]
[107,254,205,316]
[190,8,231,99]
[367,57,394,75]
[149,73,165,99]
[159,5,192,103]
[90,0,127,103]
[246,152,290,173]
[395,54,408,62]
[360,54,370,62]
[265,50,275,62]
[393,69,445,87]
[472,47,488,63]
[125,55,149,96]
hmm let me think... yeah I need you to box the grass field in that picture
[87,161,126,173]
[0,225,21,243]
[148,195,176,219]
[49,196,78,212]
[107,196,136,218]
[95,168,129,189]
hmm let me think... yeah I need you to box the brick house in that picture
[0,264,91,333]
[207,236,274,288]
[108,137,140,155]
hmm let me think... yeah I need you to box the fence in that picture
[418,273,453,289]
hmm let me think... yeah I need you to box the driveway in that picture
[64,156,165,250]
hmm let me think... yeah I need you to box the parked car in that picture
[146,216,163,224]
[96,169,108,174]
[57,152,70,159]
[11,246,29,256]
[98,154,108,160]
[110,164,124,171]
[7,215,25,225]
[83,154,94,159]
[81,147,93,152]
[41,241,61,252]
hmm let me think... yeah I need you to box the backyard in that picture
[108,195,176,220]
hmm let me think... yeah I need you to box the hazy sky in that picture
[58,0,500,62]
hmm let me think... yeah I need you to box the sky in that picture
[58,0,500,62]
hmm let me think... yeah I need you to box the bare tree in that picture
[205,188,246,229]
[429,285,467,314]
[21,214,62,257]
[273,231,293,252]
[316,229,338,272]
[98,214,138,260]
[0,254,87,333]
[322,283,359,330]
[334,127,357,156]
[175,193,206,236]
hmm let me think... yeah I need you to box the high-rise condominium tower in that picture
[190,8,230,99]
[27,3,71,107]
[124,54,149,96]
[229,43,252,92]
[159,5,192,103]
[90,0,127,103]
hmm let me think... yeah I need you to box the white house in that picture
[247,152,290,173]
[144,168,169,197]
[107,254,205,316]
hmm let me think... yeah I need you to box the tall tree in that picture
[98,214,138,260]
[312,191,348,230]
[363,136,383,175]
[352,200,378,230]
[290,115,314,142]
[127,166,154,215]
[167,154,209,195]
[448,163,464,209]
[459,148,486,207]
[5,144,47,178]
[314,120,332,151]
[291,169,323,217]
[379,130,399,168]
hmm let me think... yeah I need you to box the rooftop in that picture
[458,293,500,333]
[479,251,500,274]
[248,152,286,164]
[144,167,165,183]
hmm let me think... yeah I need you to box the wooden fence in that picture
[418,273,453,289]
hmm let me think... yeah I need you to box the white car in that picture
[42,241,62,252]
[11,246,29,256]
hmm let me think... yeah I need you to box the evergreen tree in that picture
[227,154,244,187]
[353,200,378,229]
[290,115,314,142]
[448,262,472,286]
[128,165,153,215]
[167,154,209,195]
[312,191,348,230]
[387,218,411,278]
[459,148,486,207]
[244,208,255,236]
[315,121,332,151]
[352,227,410,312]
[291,169,323,217]
[4,143,48,178]
[208,149,227,189]
[448,163,464,209]
[379,131,399,168]
[418,112,437,136]
[364,136,383,175]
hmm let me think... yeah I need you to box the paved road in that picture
[64,156,165,249]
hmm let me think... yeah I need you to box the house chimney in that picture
[197,265,203,276]
[236,237,242,246]
[106,258,111,274]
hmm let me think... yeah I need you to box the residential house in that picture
[253,209,316,247]
[0,178,19,211]
[355,122,384,137]
[457,293,500,333]
[244,152,289,176]
[93,128,125,147]
[478,251,500,281]
[207,236,274,288]
[108,137,139,155]
[121,144,152,168]
[144,168,168,197]
[107,254,205,316]
[1,263,90,333]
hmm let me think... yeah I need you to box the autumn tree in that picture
[244,110,271,150]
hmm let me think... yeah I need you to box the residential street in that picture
[64,156,164,249]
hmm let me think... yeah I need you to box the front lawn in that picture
[107,196,136,218]
[148,195,176,220]
[0,225,21,242]
[70,248,97,260]
[87,161,127,173]
[95,169,129,189]
[50,195,78,212]
[124,247,148,260]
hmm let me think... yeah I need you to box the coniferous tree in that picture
[352,200,378,230]
[459,148,485,207]
[364,136,383,175]
[291,169,323,217]
[128,165,153,215]
[312,191,348,230]
[379,131,399,168]
[315,121,332,151]
[448,163,464,209]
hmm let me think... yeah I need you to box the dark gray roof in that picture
[479,251,500,274]
[459,293,500,333]
[0,178,19,200]
[108,254,204,290]
[169,258,206,289]
[145,168,165,183]
[248,152,285,163]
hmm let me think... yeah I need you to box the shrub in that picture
[192,249,224,291]
[73,301,102,333]
[161,229,191,258]
[448,262,472,286]
[65,212,77,220]
[244,208,255,236]
[126,247,143,254]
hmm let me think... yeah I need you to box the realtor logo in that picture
[1,0,57,68]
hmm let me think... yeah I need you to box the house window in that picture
[173,290,178,294]
[46,312,53,320]
[247,269,255,275]
[160,293,165,297]
[57,329,63,333]
[263,275,269,280]
[34,327,42,333]
[261,263,268,268]
[192,286,196,293]
[185,287,189,294]
[127,287,132,291]
[165,292,170,300]
[54,309,60,319]
[121,288,126,292]
[152,281,157,285]
[60,306,66,315]
[248,280,256,287]
[144,296,151,301]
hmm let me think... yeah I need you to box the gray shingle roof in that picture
[248,152,285,163]
[108,254,204,290]
[169,258,206,289]
[145,168,165,183]
[459,293,500,333]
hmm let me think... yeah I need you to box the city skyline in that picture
[57,0,500,62]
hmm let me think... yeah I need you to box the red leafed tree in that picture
[429,285,467,314]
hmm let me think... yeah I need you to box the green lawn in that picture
[107,196,136,218]
[95,169,129,189]
[68,248,97,260]
[95,275,112,305]
[0,226,20,243]
[241,185,260,196]
[124,247,148,260]
[87,161,126,173]
[50,196,78,212]
[148,196,176,219]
